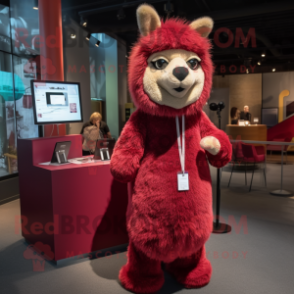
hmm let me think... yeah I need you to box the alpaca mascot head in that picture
[129,4,214,117]
[110,4,232,294]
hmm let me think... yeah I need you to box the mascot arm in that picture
[199,111,232,168]
[110,110,146,183]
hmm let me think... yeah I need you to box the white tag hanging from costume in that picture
[176,115,189,191]
[177,172,189,191]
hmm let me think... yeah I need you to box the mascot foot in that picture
[119,242,164,293]
[165,246,212,288]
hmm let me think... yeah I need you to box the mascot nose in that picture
[173,67,189,81]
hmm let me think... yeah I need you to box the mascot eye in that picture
[187,58,200,70]
[151,59,168,70]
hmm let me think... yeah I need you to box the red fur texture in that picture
[119,242,164,293]
[166,245,212,288]
[110,16,232,293]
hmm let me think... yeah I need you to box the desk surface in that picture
[226,124,267,142]
[230,139,294,146]
[226,124,266,127]
[36,159,110,171]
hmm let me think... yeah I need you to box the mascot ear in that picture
[136,4,161,36]
[189,17,213,38]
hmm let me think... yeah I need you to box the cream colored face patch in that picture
[143,49,205,109]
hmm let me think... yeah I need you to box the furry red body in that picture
[110,15,232,293]
[112,110,230,262]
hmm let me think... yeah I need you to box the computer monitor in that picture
[261,108,278,128]
[94,139,116,161]
[31,80,83,124]
[51,141,72,165]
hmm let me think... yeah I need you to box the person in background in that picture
[98,115,112,139]
[240,105,251,122]
[80,112,103,156]
[230,107,240,125]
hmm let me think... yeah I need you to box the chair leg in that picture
[249,162,255,192]
[263,161,267,187]
[285,151,287,165]
[228,162,234,187]
[245,162,247,186]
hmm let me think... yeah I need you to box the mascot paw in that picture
[166,249,212,289]
[200,136,221,155]
[119,264,164,294]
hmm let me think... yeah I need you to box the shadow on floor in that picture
[0,239,57,294]
[90,254,185,294]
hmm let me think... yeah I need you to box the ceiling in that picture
[61,0,294,74]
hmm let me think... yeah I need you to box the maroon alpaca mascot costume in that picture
[110,4,232,293]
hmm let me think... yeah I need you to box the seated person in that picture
[80,112,103,156]
[230,107,240,125]
[89,112,112,138]
[240,105,251,122]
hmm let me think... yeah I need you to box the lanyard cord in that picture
[176,115,185,175]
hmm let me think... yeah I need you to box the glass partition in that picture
[10,0,40,56]
[0,0,40,179]
[0,52,17,177]
[13,56,38,139]
[0,4,11,53]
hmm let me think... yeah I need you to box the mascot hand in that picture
[200,136,221,155]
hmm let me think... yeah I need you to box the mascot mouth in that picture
[174,87,185,92]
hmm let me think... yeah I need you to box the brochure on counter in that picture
[38,157,100,166]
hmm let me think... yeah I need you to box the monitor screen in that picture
[261,108,278,128]
[31,80,83,124]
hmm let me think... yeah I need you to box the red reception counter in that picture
[18,135,129,261]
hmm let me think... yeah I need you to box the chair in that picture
[228,141,247,187]
[287,137,294,152]
[267,138,291,164]
[241,143,267,192]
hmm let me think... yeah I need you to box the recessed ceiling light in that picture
[257,61,261,66]
[33,0,38,10]
[272,68,276,72]
[86,33,91,41]
[261,53,266,57]
[80,17,88,27]
[70,34,76,39]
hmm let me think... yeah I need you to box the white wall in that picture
[203,88,230,131]
[263,71,294,120]
[90,33,127,137]
[64,18,92,135]
[90,33,106,101]
[117,39,128,132]
[64,26,127,137]
[105,35,119,139]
